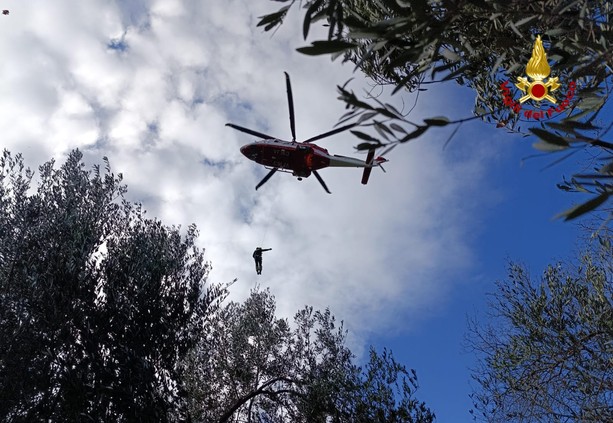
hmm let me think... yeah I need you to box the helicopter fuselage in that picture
[240,139,370,178]
[227,72,388,192]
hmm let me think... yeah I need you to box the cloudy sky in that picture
[0,1,587,420]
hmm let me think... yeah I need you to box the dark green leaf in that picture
[390,123,407,134]
[545,28,568,37]
[572,174,613,179]
[357,112,377,123]
[350,130,379,142]
[549,120,600,131]
[385,103,404,118]
[375,121,394,135]
[373,122,392,141]
[303,0,324,39]
[557,192,610,220]
[356,142,382,151]
[375,107,401,119]
[508,22,522,37]
[257,7,290,29]
[529,128,570,149]
[423,117,450,127]
[532,141,568,152]
[514,15,537,27]
[441,64,474,82]
[400,126,428,143]
[564,108,593,122]
[578,97,605,111]
[296,40,357,55]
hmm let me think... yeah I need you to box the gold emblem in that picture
[515,35,560,104]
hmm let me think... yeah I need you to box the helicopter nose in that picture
[240,144,257,159]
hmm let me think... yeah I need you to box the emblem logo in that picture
[499,35,575,120]
[515,35,560,104]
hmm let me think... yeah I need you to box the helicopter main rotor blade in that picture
[313,170,331,194]
[226,123,275,140]
[284,72,296,142]
[303,123,358,144]
[255,168,278,191]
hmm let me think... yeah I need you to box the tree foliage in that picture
[468,235,613,422]
[0,150,216,422]
[183,287,435,423]
[0,150,434,421]
[259,0,613,222]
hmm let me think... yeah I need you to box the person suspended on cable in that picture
[252,247,271,275]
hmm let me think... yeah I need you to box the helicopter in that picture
[226,72,388,194]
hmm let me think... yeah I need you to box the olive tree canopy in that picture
[259,0,613,223]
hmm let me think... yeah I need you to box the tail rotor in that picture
[361,148,390,185]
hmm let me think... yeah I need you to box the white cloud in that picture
[0,0,499,342]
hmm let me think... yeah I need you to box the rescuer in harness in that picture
[252,247,272,275]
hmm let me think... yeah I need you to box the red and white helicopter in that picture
[226,72,388,193]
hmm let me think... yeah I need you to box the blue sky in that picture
[370,89,588,420]
[0,1,597,421]
[361,79,589,421]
